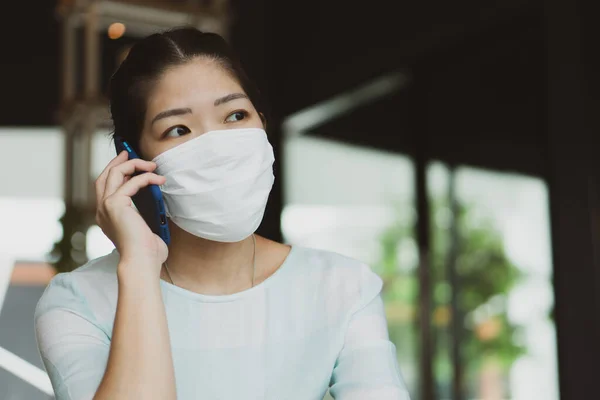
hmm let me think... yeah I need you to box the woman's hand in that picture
[95,151,168,275]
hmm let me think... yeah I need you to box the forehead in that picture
[147,57,244,111]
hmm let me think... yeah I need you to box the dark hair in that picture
[109,27,266,158]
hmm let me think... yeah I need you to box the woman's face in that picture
[139,57,264,160]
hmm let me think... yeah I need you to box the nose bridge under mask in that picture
[153,127,267,166]
[153,127,275,243]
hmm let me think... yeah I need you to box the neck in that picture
[164,221,256,295]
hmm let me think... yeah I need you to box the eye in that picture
[225,110,249,123]
[163,125,191,138]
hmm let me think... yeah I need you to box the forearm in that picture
[94,263,176,400]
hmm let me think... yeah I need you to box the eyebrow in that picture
[151,93,249,126]
[214,93,249,106]
[151,108,192,125]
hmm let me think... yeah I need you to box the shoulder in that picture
[289,246,384,314]
[35,250,120,328]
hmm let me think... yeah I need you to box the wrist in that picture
[117,258,162,282]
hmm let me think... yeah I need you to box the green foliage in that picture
[373,196,526,392]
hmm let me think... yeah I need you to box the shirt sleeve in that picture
[34,272,111,400]
[329,264,411,400]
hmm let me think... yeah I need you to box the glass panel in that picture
[0,128,65,262]
[0,128,64,198]
[282,135,419,397]
[0,198,64,262]
[87,130,118,259]
[428,162,558,400]
[0,128,64,399]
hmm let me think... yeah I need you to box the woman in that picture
[34,27,410,400]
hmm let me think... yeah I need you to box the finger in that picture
[96,151,128,204]
[113,172,166,198]
[103,159,158,199]
[97,150,128,187]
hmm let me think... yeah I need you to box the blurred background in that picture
[0,0,598,399]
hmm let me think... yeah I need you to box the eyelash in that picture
[225,109,250,122]
[161,110,251,138]
[162,125,191,138]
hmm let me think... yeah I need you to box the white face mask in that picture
[152,128,275,243]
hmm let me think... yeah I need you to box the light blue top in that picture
[34,246,410,399]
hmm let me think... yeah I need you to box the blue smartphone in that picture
[114,136,171,245]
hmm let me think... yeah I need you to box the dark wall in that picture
[308,11,545,178]
[419,12,546,176]
[0,1,59,126]
[545,1,600,398]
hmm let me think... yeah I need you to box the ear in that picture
[259,112,267,130]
